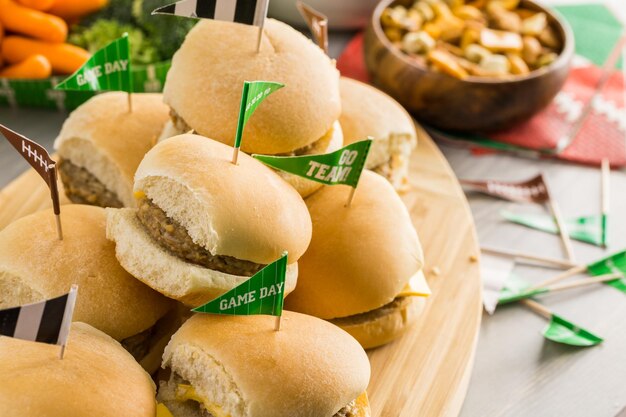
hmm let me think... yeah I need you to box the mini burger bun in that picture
[164,19,341,155]
[160,311,370,417]
[0,322,156,417]
[0,205,172,341]
[285,170,424,319]
[331,285,427,349]
[54,92,170,207]
[133,134,312,265]
[276,120,344,198]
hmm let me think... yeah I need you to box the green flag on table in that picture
[253,139,373,188]
[193,253,288,316]
[234,81,284,149]
[587,250,626,293]
[55,34,132,92]
[501,210,607,247]
[543,314,603,347]
[498,275,603,347]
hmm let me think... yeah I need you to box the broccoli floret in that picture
[132,0,196,59]
[69,20,161,65]
[80,0,135,26]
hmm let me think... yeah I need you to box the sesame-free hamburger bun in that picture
[339,78,417,191]
[0,205,174,371]
[0,322,156,417]
[157,311,371,417]
[286,171,429,349]
[162,19,341,156]
[106,134,312,307]
[54,92,170,208]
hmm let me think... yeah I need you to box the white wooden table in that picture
[1,2,625,415]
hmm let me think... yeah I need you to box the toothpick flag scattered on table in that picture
[0,285,78,358]
[297,1,329,54]
[587,250,626,293]
[499,277,603,347]
[232,80,284,164]
[0,124,63,240]
[55,34,132,93]
[480,252,516,315]
[193,253,287,320]
[460,174,549,203]
[501,211,607,247]
[152,0,269,27]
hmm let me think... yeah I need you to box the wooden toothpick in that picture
[127,92,133,113]
[528,264,588,290]
[481,246,578,269]
[542,175,575,262]
[521,299,552,320]
[231,147,240,165]
[601,158,610,248]
[274,315,282,331]
[345,187,357,207]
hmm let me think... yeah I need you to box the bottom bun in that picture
[330,296,425,350]
[106,208,298,307]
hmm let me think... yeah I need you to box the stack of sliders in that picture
[55,92,170,208]
[339,77,418,191]
[286,170,430,349]
[0,205,176,374]
[159,19,343,197]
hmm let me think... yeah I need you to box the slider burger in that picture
[106,134,312,307]
[0,205,174,374]
[160,19,343,197]
[0,322,156,417]
[54,92,169,208]
[286,171,430,349]
[339,77,417,191]
[157,311,371,417]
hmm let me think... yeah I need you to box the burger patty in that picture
[121,323,158,362]
[136,198,264,276]
[163,372,359,417]
[330,296,412,326]
[58,158,123,208]
[170,110,316,156]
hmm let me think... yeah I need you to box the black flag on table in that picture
[152,0,269,27]
[0,286,77,347]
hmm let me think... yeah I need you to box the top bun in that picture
[163,19,341,155]
[162,311,370,417]
[134,134,312,264]
[339,77,417,169]
[285,171,424,319]
[0,205,172,340]
[54,92,170,207]
[0,322,156,417]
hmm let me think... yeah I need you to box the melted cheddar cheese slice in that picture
[176,384,232,417]
[397,270,431,298]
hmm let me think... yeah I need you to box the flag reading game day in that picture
[55,35,132,92]
[193,253,288,316]
[234,80,284,149]
[254,139,373,188]
[152,0,269,27]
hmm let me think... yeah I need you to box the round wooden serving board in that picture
[0,126,482,417]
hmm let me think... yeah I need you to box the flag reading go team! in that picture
[232,80,284,164]
[193,253,288,330]
[55,34,132,93]
[152,0,269,27]
[253,138,373,188]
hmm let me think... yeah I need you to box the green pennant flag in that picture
[55,34,132,92]
[253,139,373,188]
[587,250,626,293]
[234,81,284,149]
[193,253,288,316]
[498,276,603,347]
[543,314,603,347]
[498,287,549,305]
[501,210,607,247]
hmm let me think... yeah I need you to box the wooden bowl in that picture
[364,0,574,132]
